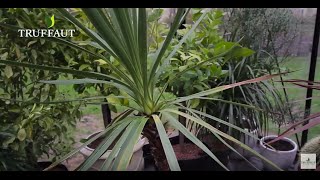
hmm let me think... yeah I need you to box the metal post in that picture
[301,8,320,146]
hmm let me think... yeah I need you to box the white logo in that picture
[18,29,76,38]
[17,14,75,38]
[301,154,317,169]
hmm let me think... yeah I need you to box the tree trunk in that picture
[142,121,170,171]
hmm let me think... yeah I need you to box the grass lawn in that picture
[272,56,320,141]
[57,84,102,116]
[56,75,127,117]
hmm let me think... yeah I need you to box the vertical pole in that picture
[178,9,187,151]
[301,8,320,146]
[98,83,112,128]
[101,101,112,127]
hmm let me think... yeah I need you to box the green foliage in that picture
[206,57,287,137]
[0,8,86,170]
[147,9,170,53]
[222,8,298,59]
[161,9,254,97]
[218,8,298,136]
[0,8,282,171]
[0,149,35,171]
[155,9,289,144]
[158,9,259,138]
[147,9,163,22]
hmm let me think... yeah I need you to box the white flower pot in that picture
[259,135,298,171]
[80,131,146,171]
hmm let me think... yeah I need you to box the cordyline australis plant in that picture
[0,8,282,171]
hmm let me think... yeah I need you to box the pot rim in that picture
[83,130,146,152]
[259,135,298,153]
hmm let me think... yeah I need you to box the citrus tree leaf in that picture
[17,129,26,141]
[4,66,13,78]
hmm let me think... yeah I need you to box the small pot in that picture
[80,131,146,171]
[259,135,298,171]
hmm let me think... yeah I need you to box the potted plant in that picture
[265,108,320,171]
[267,110,320,171]
[157,9,231,171]
[158,9,261,171]
[258,135,298,171]
[0,8,282,171]
[215,57,288,162]
[264,79,320,171]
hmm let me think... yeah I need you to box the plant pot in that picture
[37,161,68,171]
[259,135,298,171]
[175,136,230,171]
[172,142,210,171]
[143,135,227,171]
[80,131,146,171]
[229,129,259,160]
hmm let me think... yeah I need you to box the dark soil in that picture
[144,135,229,171]
[264,138,294,151]
[201,134,233,152]
[173,143,205,160]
